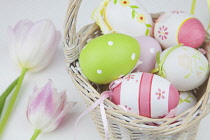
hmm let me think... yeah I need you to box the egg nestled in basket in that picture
[132,36,162,73]
[92,0,153,37]
[154,11,206,49]
[176,91,197,116]
[79,33,140,84]
[110,72,180,118]
[154,45,209,91]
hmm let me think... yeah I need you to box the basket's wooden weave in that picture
[63,0,210,139]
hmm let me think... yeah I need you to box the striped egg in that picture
[110,72,179,118]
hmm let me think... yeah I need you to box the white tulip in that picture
[8,19,61,72]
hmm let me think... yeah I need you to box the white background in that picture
[0,0,209,140]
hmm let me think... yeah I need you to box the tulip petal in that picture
[41,99,76,133]
[8,20,33,68]
[18,19,60,71]
[27,80,55,129]
[13,19,33,43]
[30,80,53,111]
[8,26,19,66]
[27,80,76,132]
[29,30,61,72]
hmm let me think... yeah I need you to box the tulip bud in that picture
[26,80,76,133]
[8,19,61,72]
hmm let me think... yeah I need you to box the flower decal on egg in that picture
[158,25,169,40]
[156,89,165,100]
[125,74,135,81]
[124,105,132,110]
[136,14,146,23]
[120,0,130,6]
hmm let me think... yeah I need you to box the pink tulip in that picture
[26,80,76,134]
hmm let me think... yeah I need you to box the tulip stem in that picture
[0,67,28,135]
[0,77,19,117]
[30,129,41,140]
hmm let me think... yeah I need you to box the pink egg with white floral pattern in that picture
[110,72,179,118]
[154,11,205,49]
[133,36,162,73]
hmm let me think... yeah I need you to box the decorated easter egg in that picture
[157,45,209,91]
[133,36,162,72]
[79,33,140,84]
[154,11,205,49]
[176,91,197,116]
[92,0,153,37]
[110,72,179,118]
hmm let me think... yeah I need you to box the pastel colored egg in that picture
[133,36,162,73]
[93,0,153,37]
[159,46,209,91]
[110,72,179,118]
[176,91,197,116]
[154,11,205,49]
[79,33,140,84]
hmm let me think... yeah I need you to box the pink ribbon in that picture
[74,91,111,140]
[198,48,207,55]
[74,79,124,140]
[163,108,178,118]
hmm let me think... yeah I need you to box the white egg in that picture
[93,0,154,37]
[159,46,209,91]
[176,91,197,116]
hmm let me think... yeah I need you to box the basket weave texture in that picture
[63,0,210,139]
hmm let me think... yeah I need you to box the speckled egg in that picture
[133,36,162,73]
[110,72,179,118]
[92,0,153,37]
[176,91,197,116]
[158,46,209,91]
[154,11,205,49]
[79,33,140,84]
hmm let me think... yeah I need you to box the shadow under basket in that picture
[63,0,210,139]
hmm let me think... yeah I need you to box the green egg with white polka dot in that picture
[79,33,140,84]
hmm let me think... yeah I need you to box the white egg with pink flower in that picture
[154,11,205,49]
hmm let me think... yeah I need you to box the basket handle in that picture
[63,0,82,68]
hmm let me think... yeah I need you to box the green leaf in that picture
[0,68,28,135]
[179,98,183,102]
[0,77,19,116]
[130,5,139,9]
[146,24,152,27]
[184,74,191,78]
[145,29,149,36]
[132,10,135,19]
[114,0,117,4]
[185,100,191,103]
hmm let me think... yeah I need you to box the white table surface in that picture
[0,0,209,140]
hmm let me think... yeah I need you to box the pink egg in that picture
[133,36,162,72]
[110,72,179,118]
[154,11,205,49]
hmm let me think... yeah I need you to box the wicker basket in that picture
[63,0,210,139]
